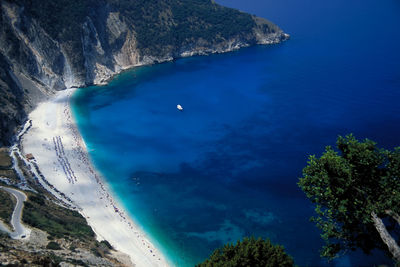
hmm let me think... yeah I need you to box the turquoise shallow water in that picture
[72,0,400,266]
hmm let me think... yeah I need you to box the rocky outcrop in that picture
[0,0,289,146]
[0,228,133,266]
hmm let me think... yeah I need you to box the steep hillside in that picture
[0,148,132,266]
[0,0,288,145]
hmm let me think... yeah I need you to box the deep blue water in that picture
[72,0,400,266]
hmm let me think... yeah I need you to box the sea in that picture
[71,0,400,266]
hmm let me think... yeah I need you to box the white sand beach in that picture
[21,89,170,267]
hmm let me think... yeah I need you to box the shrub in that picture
[46,241,62,250]
[197,237,295,267]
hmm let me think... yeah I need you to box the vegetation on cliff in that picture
[7,0,283,70]
[109,0,270,55]
[298,135,400,262]
[23,193,95,239]
[14,0,273,57]
[0,189,15,228]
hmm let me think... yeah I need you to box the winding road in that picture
[0,186,30,239]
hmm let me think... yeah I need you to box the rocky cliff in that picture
[0,0,288,146]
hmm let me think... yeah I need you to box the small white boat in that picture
[177,104,183,111]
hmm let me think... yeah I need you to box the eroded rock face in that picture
[0,0,289,146]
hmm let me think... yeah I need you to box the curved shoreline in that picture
[21,89,170,267]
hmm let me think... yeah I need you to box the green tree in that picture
[298,134,400,261]
[197,237,295,267]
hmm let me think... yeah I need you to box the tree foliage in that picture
[197,237,295,267]
[298,134,400,260]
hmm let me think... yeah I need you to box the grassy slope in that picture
[22,193,95,240]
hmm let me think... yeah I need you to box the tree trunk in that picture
[385,210,400,225]
[371,211,400,262]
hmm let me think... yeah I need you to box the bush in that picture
[100,240,113,250]
[29,195,45,205]
[46,241,62,250]
[197,237,295,267]
[69,259,89,267]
